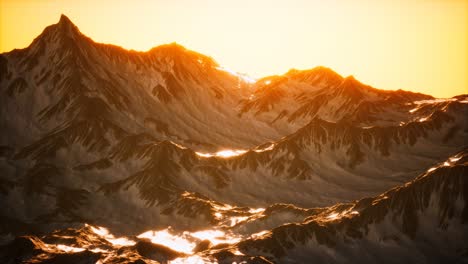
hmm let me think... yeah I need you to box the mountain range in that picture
[0,15,467,264]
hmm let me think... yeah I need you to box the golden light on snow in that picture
[228,216,249,227]
[106,237,136,247]
[137,230,195,254]
[410,98,463,113]
[216,66,256,83]
[170,255,217,264]
[327,213,339,220]
[214,212,223,219]
[439,156,461,168]
[254,144,275,153]
[90,226,136,246]
[190,229,241,245]
[249,208,265,214]
[212,206,264,227]
[224,207,265,227]
[250,230,270,239]
[55,244,86,253]
[325,210,359,221]
[197,146,275,158]
[216,150,247,158]
[196,149,247,158]
[195,152,213,158]
[136,228,241,254]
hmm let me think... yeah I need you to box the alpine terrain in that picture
[0,15,467,264]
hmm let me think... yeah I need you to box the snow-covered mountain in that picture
[0,15,282,152]
[0,15,467,263]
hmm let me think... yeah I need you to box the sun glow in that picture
[1,0,466,98]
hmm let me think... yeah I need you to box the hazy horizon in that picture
[1,0,467,98]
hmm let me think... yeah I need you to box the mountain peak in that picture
[284,66,343,86]
[149,42,187,53]
[59,14,73,25]
[55,14,80,36]
[22,14,84,52]
[336,75,369,97]
[342,75,359,84]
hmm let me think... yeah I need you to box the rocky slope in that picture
[1,150,467,263]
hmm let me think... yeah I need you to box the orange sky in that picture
[1,0,467,97]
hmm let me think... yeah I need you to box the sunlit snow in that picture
[138,229,195,254]
[196,149,247,158]
[216,66,256,83]
[90,225,136,246]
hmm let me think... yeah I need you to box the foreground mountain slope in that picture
[1,150,467,264]
[221,149,468,263]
